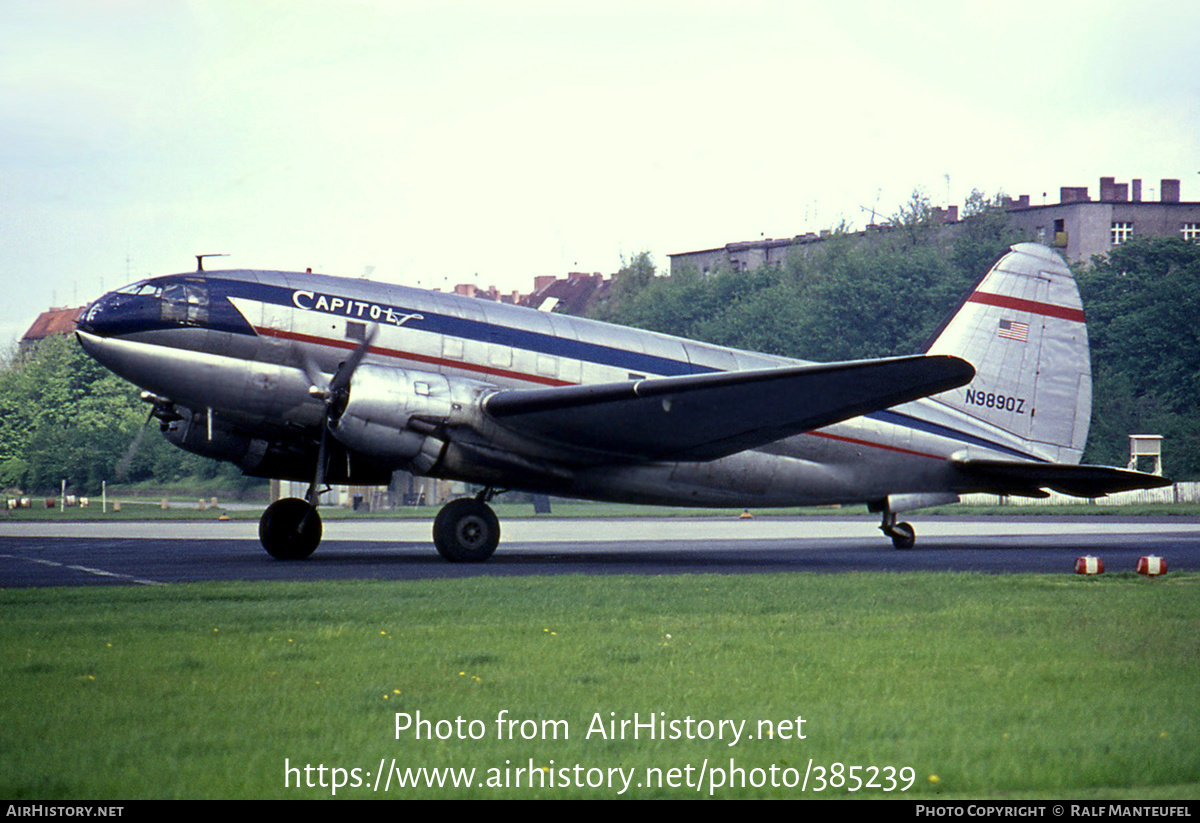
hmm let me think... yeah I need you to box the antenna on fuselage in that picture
[195,253,229,272]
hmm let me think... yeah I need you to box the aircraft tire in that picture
[890,521,916,550]
[433,498,500,562]
[259,497,322,559]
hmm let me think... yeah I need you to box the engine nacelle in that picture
[162,406,393,485]
[163,407,267,468]
[329,364,486,473]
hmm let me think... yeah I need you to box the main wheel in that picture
[259,497,322,559]
[889,521,916,550]
[433,498,500,562]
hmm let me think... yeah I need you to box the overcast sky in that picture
[3,0,1198,347]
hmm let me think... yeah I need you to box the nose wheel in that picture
[433,498,500,562]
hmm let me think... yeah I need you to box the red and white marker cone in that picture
[1075,556,1104,575]
[1136,555,1167,576]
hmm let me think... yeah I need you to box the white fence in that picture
[960,481,1200,507]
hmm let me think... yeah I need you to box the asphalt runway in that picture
[2,515,1199,586]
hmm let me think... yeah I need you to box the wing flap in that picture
[952,457,1171,497]
[484,354,974,462]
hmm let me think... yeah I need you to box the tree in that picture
[0,335,143,490]
[891,188,936,245]
[954,189,1024,278]
[0,334,242,493]
[1076,236,1200,476]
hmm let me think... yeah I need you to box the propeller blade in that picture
[329,325,377,395]
[308,425,329,507]
[292,344,331,399]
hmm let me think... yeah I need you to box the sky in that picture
[3,0,1199,347]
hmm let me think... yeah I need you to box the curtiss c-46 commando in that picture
[76,243,1168,561]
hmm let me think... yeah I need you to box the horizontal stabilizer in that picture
[953,457,1172,498]
[484,354,974,462]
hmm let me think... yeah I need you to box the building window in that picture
[1052,218,1068,248]
[1111,222,1133,245]
[1182,223,1200,242]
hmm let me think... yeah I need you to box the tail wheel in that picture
[879,508,917,550]
[433,498,500,562]
[259,497,322,559]
[889,521,916,550]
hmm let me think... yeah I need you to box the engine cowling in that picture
[328,364,486,473]
[161,406,394,485]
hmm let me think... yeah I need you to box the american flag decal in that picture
[998,319,1029,341]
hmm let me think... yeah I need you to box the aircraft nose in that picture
[76,296,104,334]
[76,292,120,336]
[75,328,105,359]
[75,286,157,337]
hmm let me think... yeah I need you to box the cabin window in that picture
[536,355,558,378]
[442,337,464,360]
[488,344,512,368]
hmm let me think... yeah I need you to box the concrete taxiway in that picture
[2,515,1198,586]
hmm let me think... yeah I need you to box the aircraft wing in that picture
[483,354,974,462]
[952,457,1172,497]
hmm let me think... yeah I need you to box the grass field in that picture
[1,572,1197,799]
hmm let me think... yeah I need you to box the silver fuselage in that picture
[76,268,1055,510]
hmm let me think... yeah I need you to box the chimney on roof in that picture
[1132,179,1142,202]
[1099,176,1128,202]
[1161,178,1181,203]
[1060,186,1090,203]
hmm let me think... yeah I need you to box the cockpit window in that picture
[161,281,209,325]
[115,281,163,297]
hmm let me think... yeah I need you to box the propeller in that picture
[115,420,149,482]
[117,393,184,481]
[293,326,378,506]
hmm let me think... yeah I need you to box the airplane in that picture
[75,242,1169,561]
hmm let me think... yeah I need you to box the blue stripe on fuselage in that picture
[870,409,1047,463]
[216,277,708,378]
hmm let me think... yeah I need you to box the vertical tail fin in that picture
[925,243,1090,463]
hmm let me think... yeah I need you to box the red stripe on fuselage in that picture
[254,326,575,387]
[967,291,1086,323]
[806,430,946,461]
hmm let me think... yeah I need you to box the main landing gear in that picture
[879,509,916,550]
[259,497,323,559]
[257,488,502,563]
[433,489,501,563]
